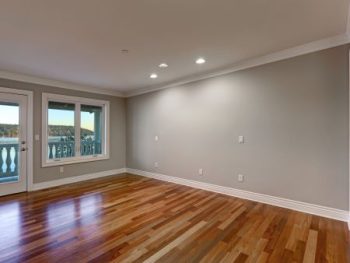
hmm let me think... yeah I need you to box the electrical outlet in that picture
[238,174,244,182]
[238,136,244,144]
[154,162,159,168]
[155,135,159,141]
[59,166,64,173]
[198,168,203,176]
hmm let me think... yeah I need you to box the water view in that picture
[0,104,19,180]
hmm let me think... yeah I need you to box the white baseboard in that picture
[30,168,126,191]
[126,168,349,222]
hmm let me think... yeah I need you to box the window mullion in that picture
[102,104,107,156]
[43,95,49,164]
[75,103,81,157]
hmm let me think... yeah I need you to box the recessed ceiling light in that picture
[159,63,168,68]
[196,57,206,64]
[150,73,158,79]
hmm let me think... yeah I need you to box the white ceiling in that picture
[0,0,349,94]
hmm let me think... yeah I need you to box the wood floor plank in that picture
[0,173,348,263]
[303,230,318,263]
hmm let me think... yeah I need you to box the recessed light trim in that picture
[150,73,158,79]
[196,57,206,64]
[159,63,168,68]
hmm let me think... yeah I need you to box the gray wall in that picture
[0,78,126,183]
[126,45,349,210]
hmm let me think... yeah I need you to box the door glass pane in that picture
[0,103,19,183]
[81,104,103,156]
[48,101,75,160]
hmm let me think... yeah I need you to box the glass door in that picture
[0,93,27,196]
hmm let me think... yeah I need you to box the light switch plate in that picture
[198,168,203,176]
[238,136,244,144]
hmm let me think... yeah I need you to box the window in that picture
[42,93,109,167]
[48,101,75,160]
[80,104,103,156]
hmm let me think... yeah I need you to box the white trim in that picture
[42,156,110,167]
[126,168,349,222]
[0,87,34,192]
[347,3,350,34]
[126,34,350,97]
[348,50,350,230]
[0,70,124,97]
[75,101,81,156]
[31,168,126,191]
[41,93,110,167]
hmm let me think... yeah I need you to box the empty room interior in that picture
[1,1,350,262]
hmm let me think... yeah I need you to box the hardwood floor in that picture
[0,174,348,263]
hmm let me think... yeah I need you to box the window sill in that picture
[42,155,110,168]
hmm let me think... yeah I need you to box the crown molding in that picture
[0,70,125,97]
[1,34,349,98]
[126,33,350,97]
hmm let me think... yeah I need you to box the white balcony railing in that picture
[0,143,19,183]
[48,141,101,159]
[0,141,101,183]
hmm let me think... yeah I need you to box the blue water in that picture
[0,138,18,143]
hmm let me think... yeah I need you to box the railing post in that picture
[0,146,4,174]
[56,143,60,158]
[13,145,18,176]
[5,146,12,176]
[67,143,70,157]
[49,143,53,159]
[69,143,73,157]
[62,143,66,158]
[62,143,66,157]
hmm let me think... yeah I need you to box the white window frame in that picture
[42,93,110,167]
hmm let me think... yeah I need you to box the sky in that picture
[0,105,94,131]
[0,105,19,124]
[49,109,95,131]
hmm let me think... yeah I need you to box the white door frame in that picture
[348,50,350,230]
[0,87,33,191]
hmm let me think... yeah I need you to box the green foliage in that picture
[0,124,18,137]
[0,124,93,138]
[48,125,93,140]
